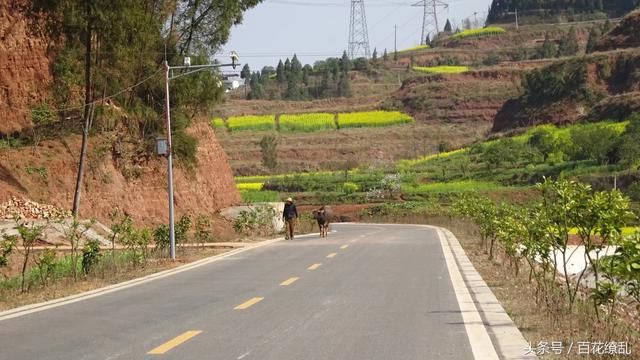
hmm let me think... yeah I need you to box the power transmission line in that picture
[348,0,371,59]
[411,0,448,44]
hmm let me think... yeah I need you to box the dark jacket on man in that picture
[283,202,298,220]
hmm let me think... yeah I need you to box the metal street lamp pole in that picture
[163,53,240,260]
[163,60,177,260]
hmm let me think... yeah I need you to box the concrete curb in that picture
[0,236,294,322]
[439,227,537,360]
[336,223,536,360]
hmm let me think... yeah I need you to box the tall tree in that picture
[443,19,453,33]
[586,27,600,54]
[383,48,389,61]
[172,0,263,56]
[372,48,378,62]
[240,64,251,81]
[538,32,557,59]
[557,27,579,57]
[276,60,285,83]
[340,51,351,72]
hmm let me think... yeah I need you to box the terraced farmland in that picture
[337,111,414,129]
[279,113,336,132]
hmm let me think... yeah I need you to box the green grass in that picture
[240,190,280,203]
[279,113,336,132]
[226,115,275,132]
[403,180,507,194]
[413,66,470,74]
[337,111,414,129]
[399,44,430,53]
[451,26,506,40]
[398,149,467,170]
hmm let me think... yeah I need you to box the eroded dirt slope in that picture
[0,1,52,134]
[0,122,240,225]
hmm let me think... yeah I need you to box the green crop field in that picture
[226,115,275,132]
[403,180,507,194]
[279,113,336,132]
[451,26,506,39]
[337,111,414,129]
[413,66,470,74]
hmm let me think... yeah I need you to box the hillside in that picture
[0,0,52,134]
[487,0,639,24]
[492,50,640,132]
[595,9,640,51]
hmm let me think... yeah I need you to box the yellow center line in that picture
[234,297,264,310]
[280,277,299,286]
[308,263,322,270]
[327,253,337,258]
[147,330,202,355]
[340,245,349,249]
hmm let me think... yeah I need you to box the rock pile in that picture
[0,197,71,220]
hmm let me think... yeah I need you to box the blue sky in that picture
[220,0,493,71]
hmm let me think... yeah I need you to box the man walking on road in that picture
[283,197,298,240]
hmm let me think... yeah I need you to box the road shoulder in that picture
[438,226,537,360]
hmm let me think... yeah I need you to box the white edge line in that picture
[337,222,499,359]
[436,228,500,360]
[0,234,315,322]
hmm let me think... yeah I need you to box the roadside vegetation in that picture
[0,211,230,310]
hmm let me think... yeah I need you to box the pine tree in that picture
[538,32,557,59]
[383,48,389,61]
[284,58,291,73]
[586,27,600,54]
[291,54,302,78]
[240,64,250,81]
[557,27,579,57]
[372,48,378,62]
[302,64,312,86]
[602,19,612,34]
[337,73,352,97]
[276,60,285,83]
[340,51,351,72]
[320,68,331,98]
[443,19,453,33]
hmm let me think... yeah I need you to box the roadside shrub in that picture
[233,205,277,235]
[82,239,102,275]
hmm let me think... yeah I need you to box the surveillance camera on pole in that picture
[230,51,240,69]
[162,51,242,261]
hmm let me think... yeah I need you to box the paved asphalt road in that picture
[0,224,485,360]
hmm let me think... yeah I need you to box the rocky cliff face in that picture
[0,121,240,225]
[0,1,52,134]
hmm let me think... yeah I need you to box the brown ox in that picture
[312,206,331,238]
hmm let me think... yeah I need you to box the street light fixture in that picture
[163,52,241,260]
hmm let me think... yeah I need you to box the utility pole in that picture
[394,24,397,53]
[161,53,239,260]
[412,0,448,45]
[348,0,371,59]
[515,8,519,30]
